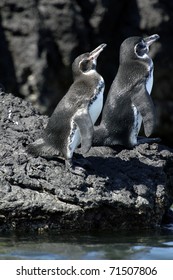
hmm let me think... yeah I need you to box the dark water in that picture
[0,225,173,260]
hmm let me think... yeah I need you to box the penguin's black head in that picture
[72,44,106,76]
[135,34,160,58]
[119,34,159,63]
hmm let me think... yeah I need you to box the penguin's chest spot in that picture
[89,78,104,124]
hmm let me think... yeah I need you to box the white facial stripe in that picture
[79,60,83,69]
[79,58,97,74]
[134,43,149,59]
[92,59,96,66]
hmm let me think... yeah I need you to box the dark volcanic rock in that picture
[0,0,173,145]
[0,92,173,233]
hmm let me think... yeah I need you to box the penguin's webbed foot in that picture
[137,136,161,145]
[73,156,93,170]
[65,159,87,176]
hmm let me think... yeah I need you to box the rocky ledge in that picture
[0,92,173,233]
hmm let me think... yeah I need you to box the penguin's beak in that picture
[143,34,160,47]
[88,43,107,60]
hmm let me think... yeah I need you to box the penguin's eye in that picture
[135,42,148,57]
[79,59,89,72]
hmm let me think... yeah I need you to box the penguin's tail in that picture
[27,138,46,156]
[92,125,106,146]
[27,137,59,158]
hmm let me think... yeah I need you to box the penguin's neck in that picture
[83,69,96,76]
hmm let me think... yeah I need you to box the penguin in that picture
[93,34,159,148]
[28,43,106,175]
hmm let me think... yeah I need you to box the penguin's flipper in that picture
[74,108,94,153]
[131,83,156,137]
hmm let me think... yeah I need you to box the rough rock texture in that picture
[0,92,173,233]
[0,0,173,146]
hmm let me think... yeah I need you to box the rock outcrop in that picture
[0,0,173,146]
[0,92,173,233]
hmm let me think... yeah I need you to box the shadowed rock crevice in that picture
[0,92,173,233]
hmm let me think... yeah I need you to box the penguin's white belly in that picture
[89,84,104,124]
[130,70,153,145]
[130,104,139,145]
[146,69,153,95]
[67,80,104,158]
[67,125,80,158]
[67,93,103,157]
